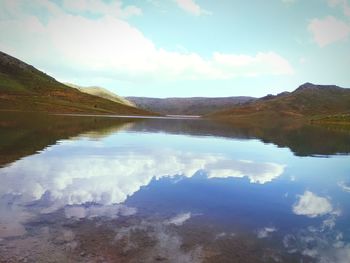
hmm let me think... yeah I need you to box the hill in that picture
[208,83,350,121]
[126,96,255,115]
[0,51,154,115]
[65,83,136,107]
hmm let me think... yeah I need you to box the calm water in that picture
[0,113,350,263]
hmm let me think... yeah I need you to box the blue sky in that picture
[0,0,349,97]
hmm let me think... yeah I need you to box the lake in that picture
[0,113,350,263]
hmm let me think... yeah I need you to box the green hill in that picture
[65,83,136,107]
[0,51,154,115]
[208,83,350,121]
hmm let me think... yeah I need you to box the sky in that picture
[0,0,349,97]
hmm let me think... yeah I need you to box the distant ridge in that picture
[127,96,256,115]
[0,51,154,115]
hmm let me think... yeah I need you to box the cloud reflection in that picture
[293,191,335,218]
[257,227,277,239]
[165,212,192,226]
[283,223,350,263]
[286,190,349,262]
[206,160,285,184]
[0,200,33,238]
[0,149,285,211]
[64,204,137,219]
[338,181,350,193]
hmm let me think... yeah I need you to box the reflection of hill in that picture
[0,112,137,167]
[129,118,350,156]
[78,123,136,139]
[2,114,350,168]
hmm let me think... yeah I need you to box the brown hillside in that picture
[208,83,350,121]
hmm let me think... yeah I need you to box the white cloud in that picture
[62,0,142,18]
[299,57,306,64]
[213,52,294,77]
[174,0,211,16]
[293,191,334,218]
[328,0,350,17]
[0,1,293,82]
[308,16,350,47]
[281,0,296,4]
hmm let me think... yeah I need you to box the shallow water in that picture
[0,113,350,263]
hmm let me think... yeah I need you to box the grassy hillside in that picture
[0,51,154,115]
[65,83,136,107]
[208,83,350,121]
[127,96,255,115]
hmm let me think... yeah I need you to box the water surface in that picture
[0,113,350,263]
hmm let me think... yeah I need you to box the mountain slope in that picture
[126,96,255,115]
[209,83,350,120]
[0,51,154,115]
[65,83,135,107]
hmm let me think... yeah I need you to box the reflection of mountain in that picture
[128,118,350,156]
[0,112,138,167]
[2,113,350,170]
[78,123,136,139]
